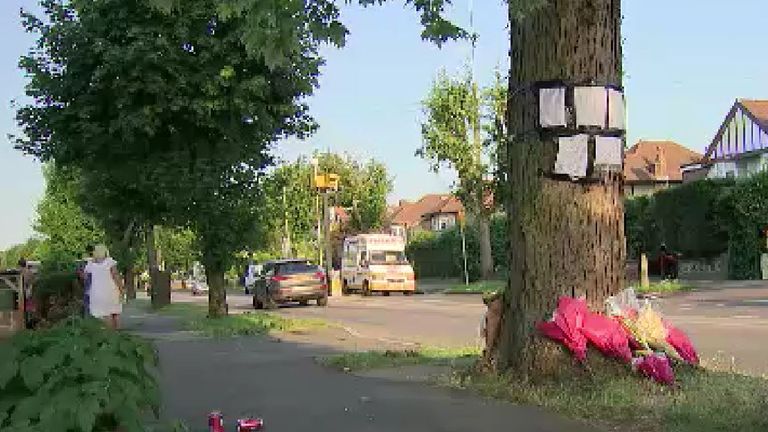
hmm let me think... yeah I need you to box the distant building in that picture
[683,99,768,181]
[623,140,702,197]
[389,194,465,240]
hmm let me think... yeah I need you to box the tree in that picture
[256,153,392,259]
[15,0,326,317]
[491,0,626,373]
[419,72,498,279]
[0,239,42,270]
[34,165,105,269]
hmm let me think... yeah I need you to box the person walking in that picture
[84,244,124,329]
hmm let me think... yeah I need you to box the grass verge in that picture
[319,347,481,371]
[322,348,768,432]
[634,280,693,295]
[443,280,504,295]
[155,302,328,338]
[451,365,768,432]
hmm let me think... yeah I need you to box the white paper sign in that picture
[539,87,566,127]
[574,87,607,128]
[595,136,623,168]
[554,134,589,178]
[608,89,626,129]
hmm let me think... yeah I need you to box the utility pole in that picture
[282,185,291,257]
[323,192,333,292]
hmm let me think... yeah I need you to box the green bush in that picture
[625,179,733,259]
[0,317,159,432]
[406,216,507,281]
[724,172,768,279]
[33,270,83,326]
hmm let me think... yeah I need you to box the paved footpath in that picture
[122,303,595,432]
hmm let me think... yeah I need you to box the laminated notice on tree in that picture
[595,136,623,170]
[608,89,626,129]
[539,87,567,127]
[574,87,607,128]
[554,134,589,178]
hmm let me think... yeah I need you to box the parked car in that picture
[252,259,328,309]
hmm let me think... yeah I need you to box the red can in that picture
[208,411,225,432]
[237,417,264,431]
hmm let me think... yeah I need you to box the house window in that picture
[440,221,447,230]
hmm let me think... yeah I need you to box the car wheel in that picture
[403,291,414,296]
[253,296,264,310]
[317,296,328,307]
[382,291,390,297]
[362,281,371,297]
[299,300,309,306]
[245,288,250,295]
[342,280,350,296]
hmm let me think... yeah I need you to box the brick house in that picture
[623,140,702,197]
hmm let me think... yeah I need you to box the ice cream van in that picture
[341,234,416,296]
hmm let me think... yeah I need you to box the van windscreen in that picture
[369,251,407,265]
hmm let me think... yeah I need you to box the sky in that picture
[1,0,767,249]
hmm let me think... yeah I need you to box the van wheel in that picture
[382,291,390,297]
[362,281,371,297]
[299,300,309,306]
[317,296,328,307]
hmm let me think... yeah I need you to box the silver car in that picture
[252,259,328,309]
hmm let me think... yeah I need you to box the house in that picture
[389,194,465,240]
[683,99,768,181]
[623,140,702,197]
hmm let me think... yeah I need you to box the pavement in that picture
[173,279,768,376]
[129,280,768,430]
[123,302,596,432]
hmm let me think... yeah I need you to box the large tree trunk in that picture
[493,0,625,374]
[125,266,136,300]
[147,225,170,308]
[478,213,494,279]
[205,263,228,318]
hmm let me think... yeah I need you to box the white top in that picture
[85,257,121,317]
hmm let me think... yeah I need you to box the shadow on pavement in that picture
[123,302,596,432]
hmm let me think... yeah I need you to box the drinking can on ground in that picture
[208,411,225,432]
[237,417,264,431]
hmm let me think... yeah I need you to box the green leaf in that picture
[19,358,44,390]
[0,353,19,390]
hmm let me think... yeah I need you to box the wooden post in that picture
[640,253,650,289]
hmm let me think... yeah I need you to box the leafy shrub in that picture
[407,216,508,281]
[32,270,83,326]
[624,180,733,260]
[0,317,159,432]
[723,172,768,279]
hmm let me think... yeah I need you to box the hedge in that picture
[406,216,507,281]
[625,173,768,279]
[625,179,733,260]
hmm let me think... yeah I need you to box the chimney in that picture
[654,146,668,181]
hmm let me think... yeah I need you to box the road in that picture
[174,280,768,375]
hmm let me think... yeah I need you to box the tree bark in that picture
[494,0,625,374]
[205,264,228,318]
[478,213,494,279]
[125,266,136,300]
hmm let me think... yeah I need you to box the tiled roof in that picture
[624,140,702,183]
[391,194,464,227]
[740,99,768,125]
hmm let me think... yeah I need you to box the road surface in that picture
[174,280,768,375]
